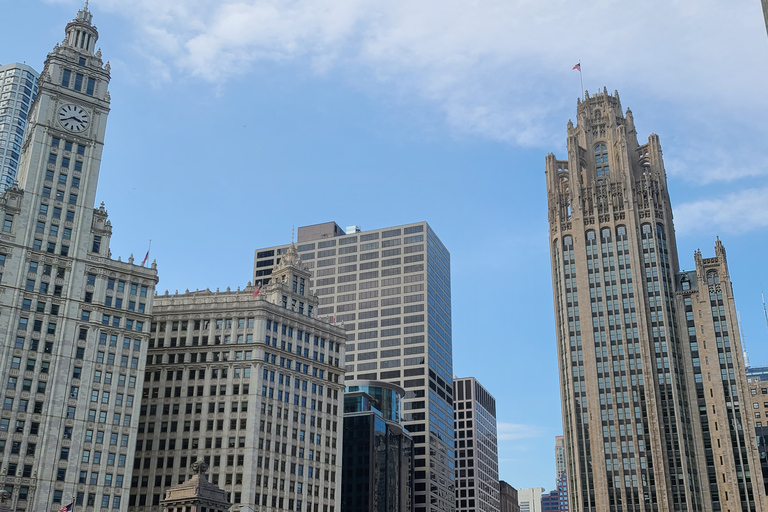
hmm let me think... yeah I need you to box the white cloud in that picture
[497,422,544,441]
[80,0,767,149]
[674,186,768,235]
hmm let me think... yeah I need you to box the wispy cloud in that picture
[675,186,768,235]
[497,422,545,441]
[82,0,768,149]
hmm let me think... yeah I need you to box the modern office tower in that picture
[546,89,768,512]
[0,7,158,512]
[453,377,500,512]
[541,473,569,512]
[254,221,455,512]
[0,63,39,190]
[518,487,545,512]
[675,241,765,511]
[500,481,521,512]
[554,436,565,480]
[130,246,346,512]
[342,380,414,511]
[160,460,231,512]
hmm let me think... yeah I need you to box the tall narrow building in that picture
[0,63,39,190]
[453,377,500,512]
[675,242,765,511]
[254,221,454,512]
[0,7,158,512]
[546,89,765,512]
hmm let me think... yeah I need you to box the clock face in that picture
[58,104,89,132]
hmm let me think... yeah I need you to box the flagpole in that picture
[579,59,584,100]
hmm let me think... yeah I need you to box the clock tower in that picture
[0,6,158,512]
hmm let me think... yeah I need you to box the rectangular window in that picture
[3,214,13,233]
[86,78,96,96]
[74,73,84,92]
[61,70,71,88]
[92,236,101,253]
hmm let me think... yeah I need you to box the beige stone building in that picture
[675,241,764,511]
[546,89,767,511]
[129,246,346,512]
[0,7,157,512]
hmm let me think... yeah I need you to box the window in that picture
[92,236,101,253]
[86,78,96,96]
[595,143,609,177]
[61,69,71,87]
[2,214,12,232]
[74,73,84,92]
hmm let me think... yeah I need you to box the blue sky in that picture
[3,0,768,492]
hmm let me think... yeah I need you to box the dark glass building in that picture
[342,380,413,512]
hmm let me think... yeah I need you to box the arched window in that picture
[616,226,626,237]
[563,236,573,248]
[600,228,611,241]
[594,144,609,177]
[641,224,652,235]
[707,271,719,285]
[586,231,596,241]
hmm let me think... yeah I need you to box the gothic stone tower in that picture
[0,7,157,512]
[546,89,702,512]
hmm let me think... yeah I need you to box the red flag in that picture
[572,63,581,71]
[252,286,261,298]
[141,249,149,267]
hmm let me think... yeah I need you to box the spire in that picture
[65,2,98,53]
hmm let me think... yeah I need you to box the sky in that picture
[2,0,768,493]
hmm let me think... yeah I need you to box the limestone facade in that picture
[0,7,158,512]
[546,90,767,511]
[129,246,346,512]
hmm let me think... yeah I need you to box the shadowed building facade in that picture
[546,89,767,512]
[342,380,413,511]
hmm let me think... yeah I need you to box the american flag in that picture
[572,63,581,71]
[58,502,73,512]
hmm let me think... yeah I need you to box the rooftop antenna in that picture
[738,311,750,368]
[763,292,768,339]
[85,0,89,10]
[291,226,295,244]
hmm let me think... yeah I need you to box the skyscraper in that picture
[0,63,39,190]
[542,436,568,512]
[0,7,158,512]
[254,221,455,512]
[453,377,500,512]
[342,380,414,511]
[546,89,766,511]
[554,435,565,481]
